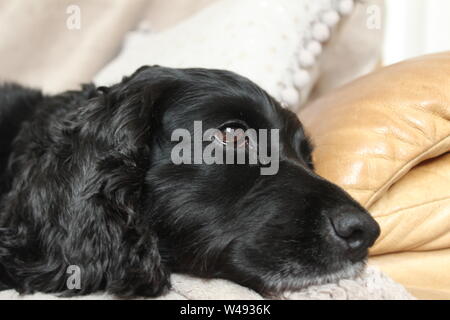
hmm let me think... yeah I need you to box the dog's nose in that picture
[328,209,380,261]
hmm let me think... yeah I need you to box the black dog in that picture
[0,66,380,297]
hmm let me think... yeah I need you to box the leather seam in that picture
[370,246,450,257]
[374,196,450,218]
[366,134,450,208]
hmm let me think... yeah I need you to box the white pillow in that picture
[95,0,357,110]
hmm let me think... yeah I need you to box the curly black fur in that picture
[0,66,379,297]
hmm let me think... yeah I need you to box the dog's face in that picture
[130,67,380,295]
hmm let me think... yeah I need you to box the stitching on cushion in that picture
[372,198,450,255]
[370,246,450,259]
[374,196,450,218]
[366,134,450,208]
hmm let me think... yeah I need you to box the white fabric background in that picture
[384,0,450,65]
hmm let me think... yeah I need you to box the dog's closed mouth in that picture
[270,261,367,296]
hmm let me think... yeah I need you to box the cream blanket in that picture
[0,266,414,300]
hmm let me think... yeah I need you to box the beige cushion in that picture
[299,52,450,299]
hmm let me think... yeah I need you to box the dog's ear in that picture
[0,67,177,297]
[75,69,179,296]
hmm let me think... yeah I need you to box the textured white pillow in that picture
[95,0,357,110]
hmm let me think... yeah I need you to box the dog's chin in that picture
[259,260,367,298]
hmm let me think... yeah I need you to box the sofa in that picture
[300,52,450,300]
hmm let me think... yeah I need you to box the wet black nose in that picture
[328,208,380,261]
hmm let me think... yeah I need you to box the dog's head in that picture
[102,66,380,295]
[0,66,380,297]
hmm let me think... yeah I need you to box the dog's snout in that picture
[328,208,380,261]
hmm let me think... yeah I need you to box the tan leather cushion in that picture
[370,249,450,300]
[299,52,450,298]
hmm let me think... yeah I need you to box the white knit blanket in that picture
[0,266,415,300]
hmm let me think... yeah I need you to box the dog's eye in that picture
[213,122,250,148]
[214,127,247,147]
